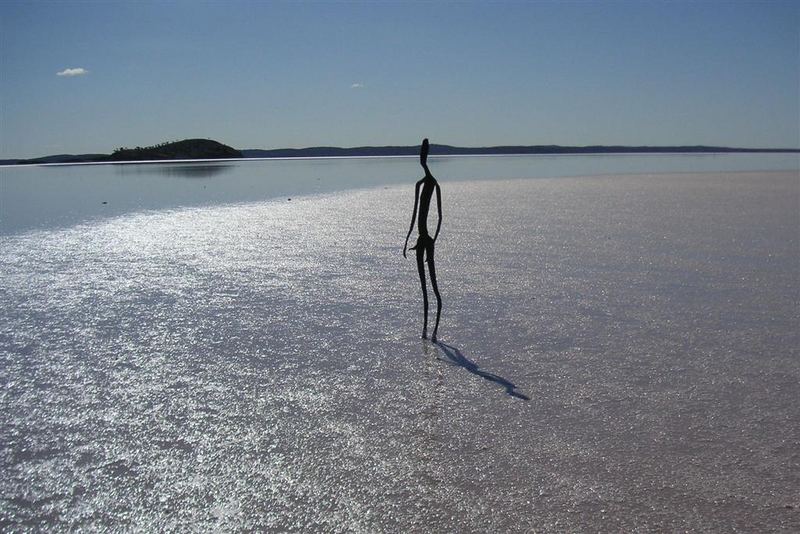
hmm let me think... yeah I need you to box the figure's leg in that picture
[416,244,429,338]
[427,243,442,342]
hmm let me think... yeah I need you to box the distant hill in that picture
[109,139,242,161]
[0,154,108,165]
[2,140,797,166]
[242,144,800,159]
[2,139,241,165]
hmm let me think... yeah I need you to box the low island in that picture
[108,139,242,161]
[1,138,797,166]
[3,139,243,165]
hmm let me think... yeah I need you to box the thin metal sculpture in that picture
[403,138,442,341]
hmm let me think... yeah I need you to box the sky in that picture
[1,0,798,158]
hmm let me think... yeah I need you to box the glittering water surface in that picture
[2,152,797,235]
[1,171,799,531]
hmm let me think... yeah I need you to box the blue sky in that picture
[1,0,797,158]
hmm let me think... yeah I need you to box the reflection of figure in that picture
[404,138,442,341]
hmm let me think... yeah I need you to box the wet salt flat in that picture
[1,170,799,531]
[2,152,797,235]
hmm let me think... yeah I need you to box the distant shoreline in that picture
[240,144,800,160]
[2,144,798,168]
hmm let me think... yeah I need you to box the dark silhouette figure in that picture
[404,139,442,341]
[435,342,530,401]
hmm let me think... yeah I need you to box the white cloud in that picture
[350,82,364,89]
[57,68,89,77]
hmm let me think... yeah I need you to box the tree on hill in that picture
[109,139,242,161]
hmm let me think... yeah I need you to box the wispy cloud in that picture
[350,82,364,89]
[57,67,89,77]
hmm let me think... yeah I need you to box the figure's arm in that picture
[433,182,442,242]
[403,180,422,258]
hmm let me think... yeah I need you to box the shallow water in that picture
[1,171,799,531]
[1,152,797,235]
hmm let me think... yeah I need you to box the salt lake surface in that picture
[1,152,797,235]
[1,155,799,531]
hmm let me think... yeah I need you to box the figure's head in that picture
[420,138,429,168]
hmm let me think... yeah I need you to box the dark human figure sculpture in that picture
[403,138,442,341]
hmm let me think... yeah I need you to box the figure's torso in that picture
[417,177,436,236]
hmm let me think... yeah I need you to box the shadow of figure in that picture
[403,138,442,341]
[435,342,530,401]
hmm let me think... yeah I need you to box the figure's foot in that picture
[431,334,437,343]
[421,329,428,339]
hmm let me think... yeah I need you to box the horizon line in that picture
[3,141,799,164]
[3,150,799,169]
